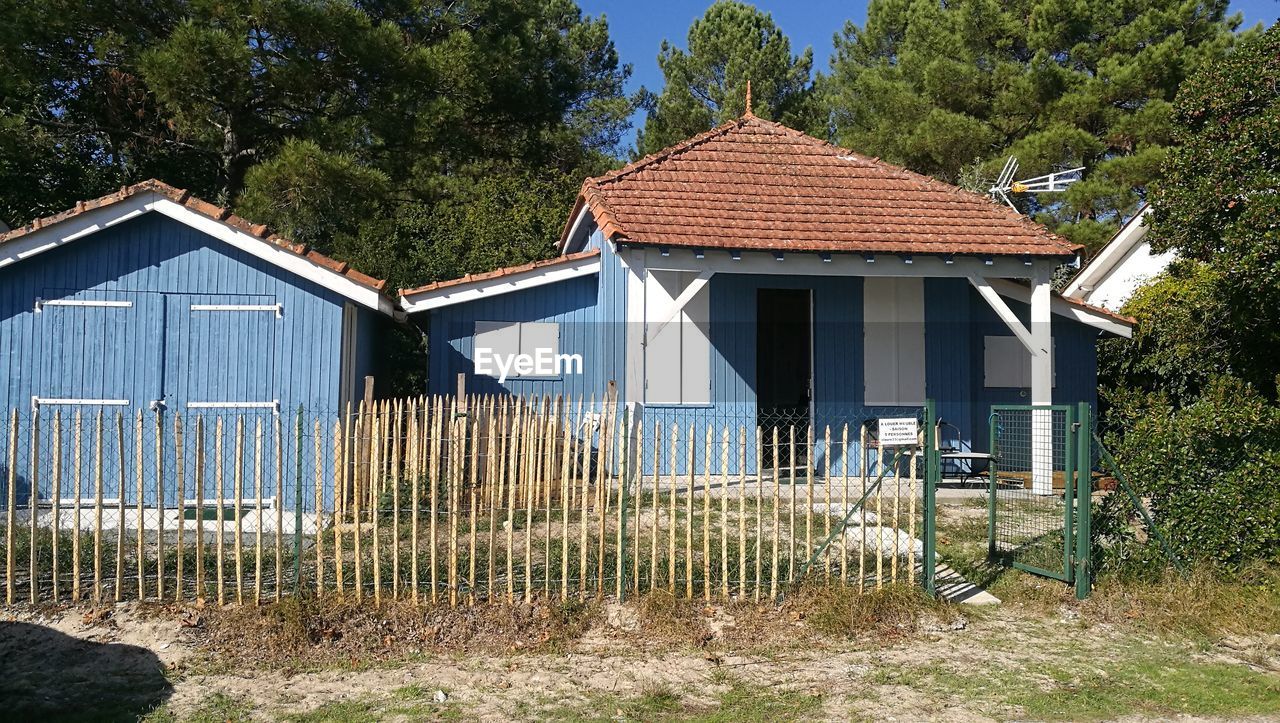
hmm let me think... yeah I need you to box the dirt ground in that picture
[2,502,1279,722]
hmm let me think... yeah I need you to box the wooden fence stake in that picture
[73,410,83,603]
[685,423,694,599]
[523,408,535,603]
[392,401,403,600]
[487,400,501,600]
[859,426,867,593]
[754,427,763,602]
[771,427,780,601]
[315,419,325,597]
[891,445,900,584]
[909,444,918,586]
[372,404,382,606]
[592,406,606,599]
[630,422,642,596]
[469,416,480,604]
[216,417,225,606]
[90,412,101,603]
[275,414,283,602]
[52,412,62,602]
[788,425,796,586]
[876,445,884,591]
[254,418,264,605]
[136,410,145,600]
[506,402,519,602]
[560,410,571,601]
[7,409,18,605]
[353,403,364,603]
[113,415,125,602]
[841,424,849,585]
[720,426,729,600]
[234,417,245,604]
[667,424,677,595]
[155,410,164,602]
[195,416,205,601]
[702,425,711,601]
[410,401,421,602]
[578,399,592,597]
[738,426,747,600]
[823,426,831,580]
[649,421,660,592]
[429,397,442,604]
[455,396,465,606]
[29,411,40,605]
[334,416,345,598]
[175,416,185,603]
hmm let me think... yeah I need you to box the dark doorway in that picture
[756,289,812,470]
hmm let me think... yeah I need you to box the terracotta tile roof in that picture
[399,249,601,297]
[0,179,390,294]
[568,115,1079,258]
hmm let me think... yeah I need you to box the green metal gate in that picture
[987,402,1092,599]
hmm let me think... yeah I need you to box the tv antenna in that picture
[989,157,1085,212]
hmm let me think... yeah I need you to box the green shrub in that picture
[1116,377,1280,566]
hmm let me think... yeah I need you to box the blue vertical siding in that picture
[1,213,354,415]
[427,227,627,401]
[421,243,1105,477]
[0,212,375,507]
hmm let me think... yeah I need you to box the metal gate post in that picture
[923,400,938,596]
[1074,402,1092,600]
[1062,405,1076,584]
[987,412,999,558]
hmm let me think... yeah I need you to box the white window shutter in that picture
[864,277,924,406]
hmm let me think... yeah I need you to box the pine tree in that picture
[636,0,814,156]
[822,0,1245,253]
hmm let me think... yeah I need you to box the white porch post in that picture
[1030,268,1054,495]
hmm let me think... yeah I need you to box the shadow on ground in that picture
[0,621,172,720]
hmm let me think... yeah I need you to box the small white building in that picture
[1064,205,1175,312]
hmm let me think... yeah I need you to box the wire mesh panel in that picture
[988,405,1074,582]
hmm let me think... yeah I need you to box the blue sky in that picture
[579,0,1280,151]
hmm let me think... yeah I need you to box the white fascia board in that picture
[561,206,593,253]
[0,192,396,317]
[148,199,395,316]
[400,256,602,313]
[0,194,154,268]
[1064,207,1150,298]
[637,246,1064,281]
[985,277,1133,338]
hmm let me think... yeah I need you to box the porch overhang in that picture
[621,245,1129,338]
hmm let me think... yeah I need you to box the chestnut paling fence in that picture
[0,395,934,606]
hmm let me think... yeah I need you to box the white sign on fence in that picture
[878,417,920,446]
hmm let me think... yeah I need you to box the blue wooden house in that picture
[401,115,1133,474]
[0,180,396,506]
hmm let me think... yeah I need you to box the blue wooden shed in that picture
[402,115,1134,476]
[0,180,396,508]
[0,180,395,418]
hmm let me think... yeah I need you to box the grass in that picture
[875,641,1280,721]
[142,692,255,723]
[934,499,1280,640]
[534,678,822,722]
[794,581,960,640]
[283,685,462,722]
